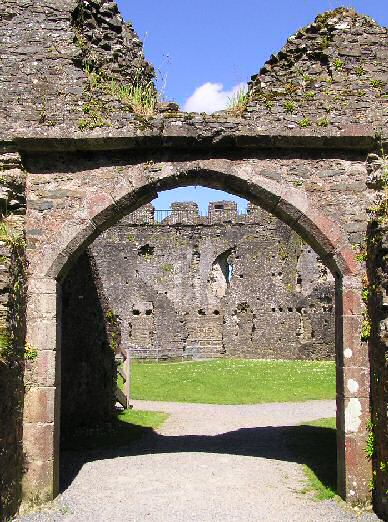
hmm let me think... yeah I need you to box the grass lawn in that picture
[287,417,337,500]
[62,409,168,451]
[118,408,168,428]
[129,359,335,404]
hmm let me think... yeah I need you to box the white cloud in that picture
[183,82,247,114]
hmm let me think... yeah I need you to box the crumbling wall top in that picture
[0,4,386,145]
[244,8,388,131]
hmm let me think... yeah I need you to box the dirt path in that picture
[17,400,379,522]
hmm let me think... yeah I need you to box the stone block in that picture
[337,314,368,367]
[21,460,55,503]
[85,192,116,227]
[259,170,282,182]
[344,397,370,435]
[274,187,309,225]
[343,432,372,502]
[296,208,342,259]
[27,277,57,296]
[32,350,60,387]
[26,319,58,352]
[23,387,57,424]
[27,292,57,321]
[30,219,97,279]
[336,366,370,398]
[23,423,55,462]
[342,288,364,316]
[334,245,361,277]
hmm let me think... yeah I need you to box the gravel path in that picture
[16,400,380,522]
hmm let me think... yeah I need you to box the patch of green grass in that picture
[130,359,335,404]
[62,409,168,451]
[294,417,337,500]
[118,409,168,429]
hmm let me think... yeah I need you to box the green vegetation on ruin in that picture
[128,359,335,404]
[227,87,250,115]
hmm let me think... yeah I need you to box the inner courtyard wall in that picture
[90,201,335,360]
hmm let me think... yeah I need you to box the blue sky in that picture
[116,0,387,211]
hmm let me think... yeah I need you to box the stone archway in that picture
[23,158,370,504]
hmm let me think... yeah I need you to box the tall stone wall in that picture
[90,201,335,361]
[0,153,26,520]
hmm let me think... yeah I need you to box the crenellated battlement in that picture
[123,201,272,226]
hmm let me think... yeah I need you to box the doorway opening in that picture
[59,186,337,503]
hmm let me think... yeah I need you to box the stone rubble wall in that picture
[367,222,388,519]
[71,0,155,85]
[0,6,386,140]
[0,0,155,136]
[0,153,26,520]
[0,0,386,514]
[90,201,335,361]
[244,8,388,132]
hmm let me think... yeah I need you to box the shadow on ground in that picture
[60,421,336,494]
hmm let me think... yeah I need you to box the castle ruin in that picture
[88,201,335,361]
[0,1,387,518]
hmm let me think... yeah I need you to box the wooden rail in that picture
[115,348,131,409]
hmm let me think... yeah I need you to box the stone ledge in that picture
[3,127,378,153]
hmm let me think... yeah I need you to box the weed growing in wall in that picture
[0,215,27,364]
[355,66,365,77]
[332,58,345,71]
[79,67,157,129]
[365,420,375,459]
[298,117,311,128]
[361,314,371,342]
[317,117,329,127]
[284,101,296,114]
[367,147,388,222]
[0,329,12,362]
[110,78,156,117]
[106,310,119,325]
[106,310,120,352]
[24,343,38,362]
[227,87,250,115]
[278,245,289,261]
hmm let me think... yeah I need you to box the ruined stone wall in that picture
[0,154,26,520]
[60,251,116,439]
[90,201,335,361]
[244,8,388,132]
[1,6,385,142]
[367,222,388,519]
[0,0,155,137]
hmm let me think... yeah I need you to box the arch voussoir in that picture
[33,161,360,282]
